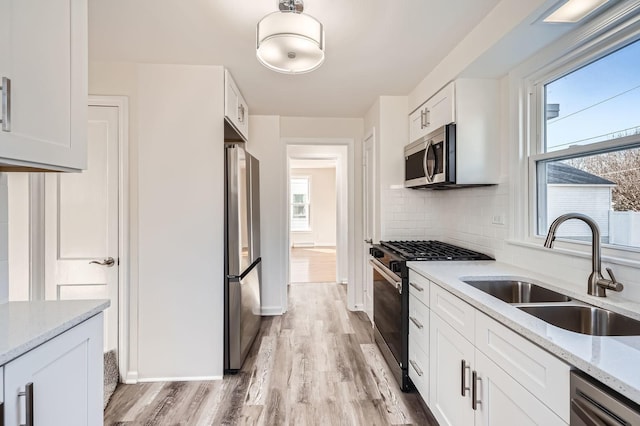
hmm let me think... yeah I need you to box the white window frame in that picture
[290,176,311,232]
[513,3,640,263]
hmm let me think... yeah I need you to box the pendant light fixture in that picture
[256,0,325,74]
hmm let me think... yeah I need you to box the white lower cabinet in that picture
[475,351,565,426]
[429,311,476,426]
[3,313,103,426]
[429,310,567,426]
[408,268,570,426]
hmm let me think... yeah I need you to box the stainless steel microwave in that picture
[404,123,456,188]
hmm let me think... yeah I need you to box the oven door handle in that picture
[369,259,403,294]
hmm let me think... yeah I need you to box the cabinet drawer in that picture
[475,311,570,423]
[409,293,429,354]
[408,341,429,403]
[408,269,430,306]
[431,283,475,343]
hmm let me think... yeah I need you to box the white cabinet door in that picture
[409,106,428,143]
[474,351,567,426]
[3,314,103,426]
[429,312,475,426]
[409,82,455,144]
[428,82,455,131]
[0,0,87,171]
[224,70,249,141]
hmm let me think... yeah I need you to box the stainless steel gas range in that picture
[369,240,493,391]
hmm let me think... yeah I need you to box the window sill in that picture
[507,238,640,269]
[291,229,312,233]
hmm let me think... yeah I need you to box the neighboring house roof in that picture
[547,162,616,185]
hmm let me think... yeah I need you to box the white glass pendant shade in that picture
[256,12,325,74]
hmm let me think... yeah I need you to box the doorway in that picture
[7,96,130,380]
[289,158,338,283]
[286,145,349,290]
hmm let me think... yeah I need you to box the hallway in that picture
[289,247,337,283]
[104,283,436,425]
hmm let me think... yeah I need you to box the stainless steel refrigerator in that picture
[224,143,262,372]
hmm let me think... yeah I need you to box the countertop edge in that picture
[407,261,640,405]
[0,300,110,366]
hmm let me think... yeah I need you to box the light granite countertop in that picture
[0,299,110,365]
[407,260,640,405]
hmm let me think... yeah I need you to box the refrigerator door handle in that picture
[227,257,262,281]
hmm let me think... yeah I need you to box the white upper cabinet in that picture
[408,78,500,185]
[224,70,249,141]
[0,0,88,171]
[409,82,454,143]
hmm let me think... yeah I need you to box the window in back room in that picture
[532,37,640,249]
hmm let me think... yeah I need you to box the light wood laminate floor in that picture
[289,247,337,283]
[104,283,437,425]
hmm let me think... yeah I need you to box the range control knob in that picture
[370,248,384,258]
[390,261,402,273]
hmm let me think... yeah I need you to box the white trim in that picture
[136,375,223,383]
[261,305,284,316]
[123,371,138,384]
[88,96,131,384]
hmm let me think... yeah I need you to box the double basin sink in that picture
[462,279,640,336]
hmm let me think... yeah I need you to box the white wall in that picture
[89,62,224,381]
[290,167,337,247]
[364,96,412,242]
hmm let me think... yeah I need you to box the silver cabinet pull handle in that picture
[409,282,424,292]
[89,257,115,267]
[238,104,245,123]
[426,108,431,127]
[18,382,33,426]
[364,239,373,244]
[420,109,427,129]
[409,359,423,377]
[1,77,11,132]
[472,371,481,410]
[409,316,424,330]
[461,360,470,396]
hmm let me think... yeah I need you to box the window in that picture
[290,177,310,231]
[531,37,640,249]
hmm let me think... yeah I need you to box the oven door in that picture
[371,258,403,364]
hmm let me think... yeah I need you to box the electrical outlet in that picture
[492,214,505,225]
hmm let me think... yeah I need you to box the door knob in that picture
[89,257,115,267]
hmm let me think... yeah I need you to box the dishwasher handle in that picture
[571,397,615,426]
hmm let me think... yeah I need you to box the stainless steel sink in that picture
[518,305,640,336]
[462,279,572,304]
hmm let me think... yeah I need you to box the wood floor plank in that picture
[105,283,438,426]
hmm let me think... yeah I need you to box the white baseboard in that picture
[292,242,314,247]
[123,371,138,384]
[261,305,283,316]
[136,375,223,383]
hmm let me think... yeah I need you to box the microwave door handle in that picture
[424,140,436,183]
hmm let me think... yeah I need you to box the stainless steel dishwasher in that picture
[571,371,640,425]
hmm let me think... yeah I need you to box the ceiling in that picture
[88,0,501,118]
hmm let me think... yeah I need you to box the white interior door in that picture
[44,105,119,353]
[363,132,375,320]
